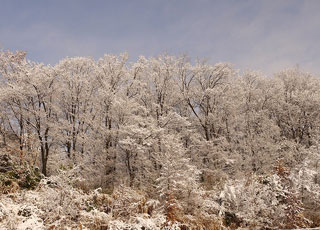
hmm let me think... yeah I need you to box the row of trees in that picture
[0,50,320,227]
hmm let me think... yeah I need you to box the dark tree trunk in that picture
[40,144,47,176]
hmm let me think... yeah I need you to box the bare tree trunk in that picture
[40,143,47,176]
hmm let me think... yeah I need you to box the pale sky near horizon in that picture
[0,0,319,76]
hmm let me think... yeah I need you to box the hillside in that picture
[0,50,320,229]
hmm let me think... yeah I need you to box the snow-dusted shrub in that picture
[0,169,111,229]
[219,162,312,229]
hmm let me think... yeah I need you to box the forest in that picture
[0,50,319,229]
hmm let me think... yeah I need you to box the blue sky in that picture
[0,0,319,75]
